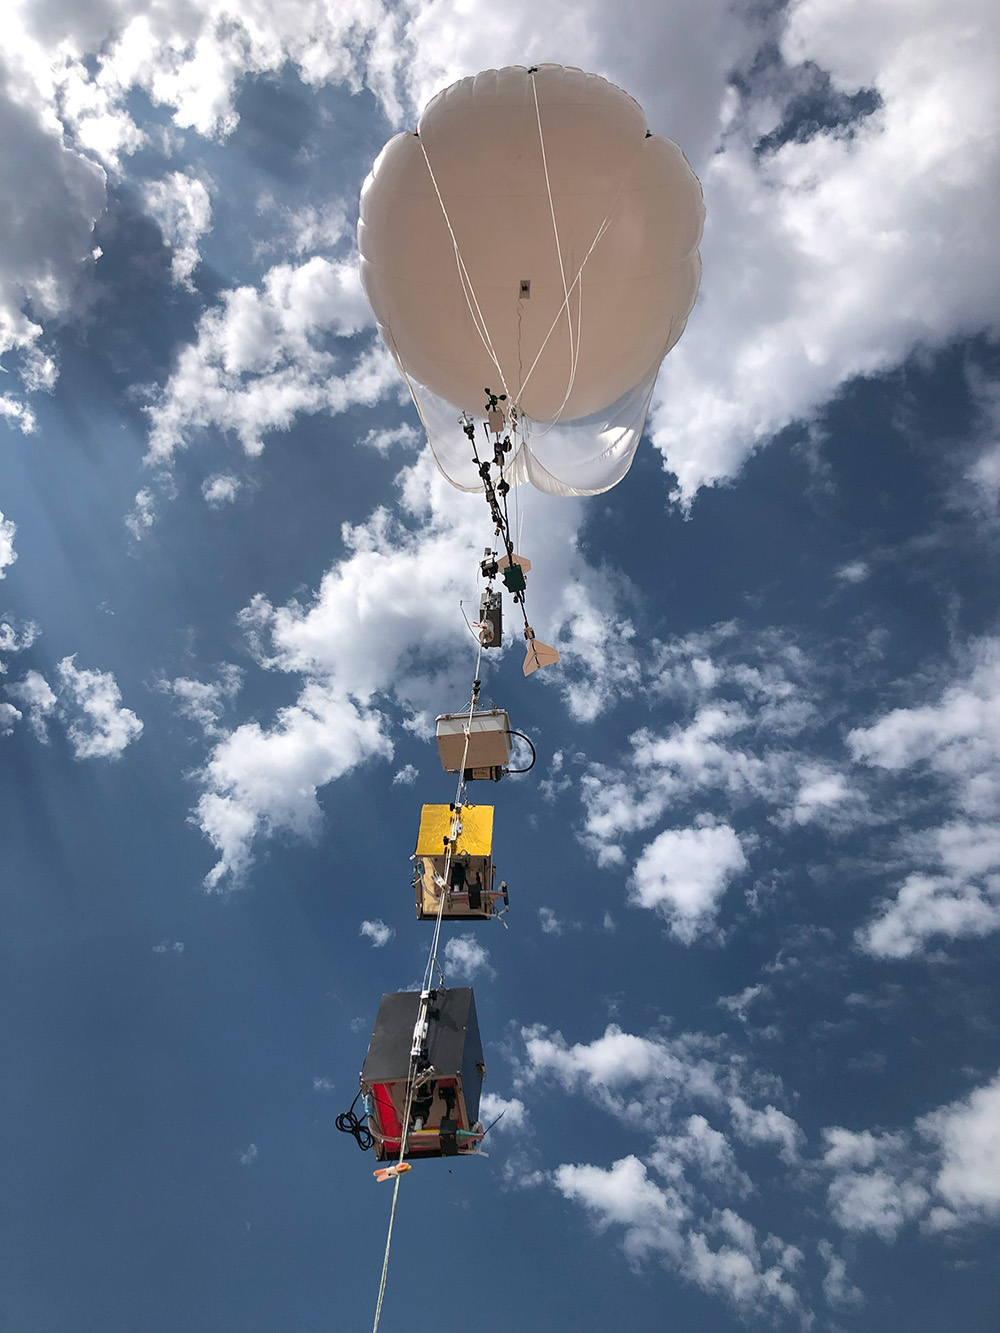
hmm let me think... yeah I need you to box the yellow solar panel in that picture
[415,804,494,857]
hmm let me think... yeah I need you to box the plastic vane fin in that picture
[523,630,560,677]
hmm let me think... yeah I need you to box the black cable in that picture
[505,729,536,774]
[336,1089,374,1151]
[480,1108,507,1138]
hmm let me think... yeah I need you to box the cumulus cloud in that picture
[518,1023,799,1158]
[479,1092,527,1133]
[649,0,1000,504]
[195,683,390,890]
[918,1072,1000,1226]
[0,50,106,412]
[522,1021,813,1286]
[5,668,57,741]
[537,906,563,936]
[835,560,870,586]
[848,636,1000,817]
[202,473,241,507]
[144,256,386,468]
[850,641,1000,956]
[817,1239,863,1310]
[0,510,17,577]
[521,1029,996,1316]
[443,932,493,980]
[0,701,23,734]
[786,764,852,826]
[630,822,748,943]
[152,939,185,955]
[359,918,392,948]
[0,614,39,672]
[717,984,770,1027]
[238,1142,258,1166]
[553,1156,806,1319]
[155,665,243,738]
[391,763,417,786]
[859,868,1000,960]
[577,625,837,868]
[4,648,139,764]
[822,1074,1000,1241]
[55,656,143,759]
[143,170,212,287]
[822,1128,930,1240]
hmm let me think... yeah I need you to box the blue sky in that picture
[2,3,999,1331]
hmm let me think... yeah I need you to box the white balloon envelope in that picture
[358,63,704,495]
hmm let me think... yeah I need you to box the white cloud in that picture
[0,48,106,412]
[0,701,22,734]
[787,764,852,826]
[391,763,417,786]
[359,918,393,948]
[817,1239,863,1310]
[849,641,1000,956]
[717,983,769,1025]
[728,1096,803,1166]
[155,665,243,737]
[650,0,1000,504]
[5,668,57,741]
[144,256,386,469]
[630,823,748,943]
[818,1074,1000,1243]
[651,1115,753,1197]
[962,367,1000,516]
[125,487,157,540]
[479,1093,527,1133]
[152,939,185,955]
[256,197,351,260]
[919,1072,1000,1223]
[55,656,143,759]
[202,473,241,507]
[826,1163,929,1241]
[0,510,16,577]
[0,614,39,670]
[858,869,1000,960]
[519,1023,799,1155]
[554,1155,688,1263]
[238,1142,258,1166]
[847,637,1000,817]
[577,626,833,866]
[361,423,422,456]
[553,1156,805,1318]
[443,932,493,980]
[835,560,870,585]
[195,683,391,890]
[312,1076,336,1093]
[143,170,212,287]
[537,906,562,936]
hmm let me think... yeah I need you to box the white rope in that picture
[372,633,486,1332]
[530,72,579,422]
[516,130,646,425]
[418,139,511,401]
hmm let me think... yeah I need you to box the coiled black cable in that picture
[336,1089,374,1151]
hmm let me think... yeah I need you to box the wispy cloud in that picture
[359,919,393,948]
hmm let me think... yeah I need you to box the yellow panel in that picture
[416,804,493,857]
